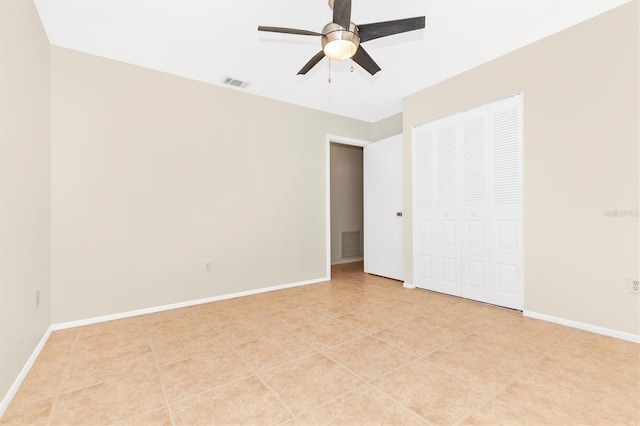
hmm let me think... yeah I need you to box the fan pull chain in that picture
[350,59,354,73]
[328,59,332,83]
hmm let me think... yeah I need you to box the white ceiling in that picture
[34,0,628,123]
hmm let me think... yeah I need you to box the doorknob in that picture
[396,212,403,217]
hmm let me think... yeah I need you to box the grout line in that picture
[318,351,371,384]
[364,333,422,359]
[287,383,361,420]
[146,331,177,426]
[179,327,261,395]
[361,358,438,425]
[217,328,299,422]
[382,357,499,426]
[160,371,257,409]
[272,366,366,420]
[316,332,468,424]
[50,343,158,396]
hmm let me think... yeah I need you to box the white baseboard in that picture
[0,326,53,418]
[403,282,416,289]
[52,276,328,331]
[523,310,640,344]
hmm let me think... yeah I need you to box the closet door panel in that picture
[413,126,435,289]
[460,107,491,303]
[433,116,461,296]
[489,94,523,309]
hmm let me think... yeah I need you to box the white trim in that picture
[524,310,640,344]
[403,282,416,289]
[52,277,327,331]
[325,134,370,281]
[325,134,371,148]
[363,143,368,274]
[411,125,418,288]
[326,136,331,280]
[0,326,53,418]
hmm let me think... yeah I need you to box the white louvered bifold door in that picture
[433,116,462,296]
[412,93,523,310]
[413,125,435,289]
[460,107,491,303]
[488,94,523,309]
[413,115,462,296]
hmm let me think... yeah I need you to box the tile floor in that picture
[2,262,639,425]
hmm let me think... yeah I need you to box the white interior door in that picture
[364,134,404,281]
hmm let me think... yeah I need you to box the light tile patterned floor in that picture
[2,262,639,425]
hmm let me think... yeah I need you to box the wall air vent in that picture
[341,231,362,259]
[221,76,250,89]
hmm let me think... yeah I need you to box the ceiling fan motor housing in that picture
[321,22,360,60]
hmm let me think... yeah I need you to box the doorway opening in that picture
[325,134,368,279]
[330,142,364,269]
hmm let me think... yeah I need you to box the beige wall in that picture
[0,0,51,403]
[372,113,402,141]
[50,47,371,323]
[330,144,364,264]
[404,2,639,335]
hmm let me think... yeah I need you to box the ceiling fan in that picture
[258,0,425,76]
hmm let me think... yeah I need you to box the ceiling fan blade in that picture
[332,0,352,30]
[352,46,381,76]
[258,26,322,37]
[297,51,326,75]
[358,16,425,43]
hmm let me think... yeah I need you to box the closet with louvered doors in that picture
[412,93,523,310]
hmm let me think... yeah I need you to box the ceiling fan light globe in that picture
[323,39,357,60]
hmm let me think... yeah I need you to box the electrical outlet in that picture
[35,290,40,308]
[629,278,640,294]
[204,261,212,272]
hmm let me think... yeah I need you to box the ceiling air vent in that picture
[221,76,250,89]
